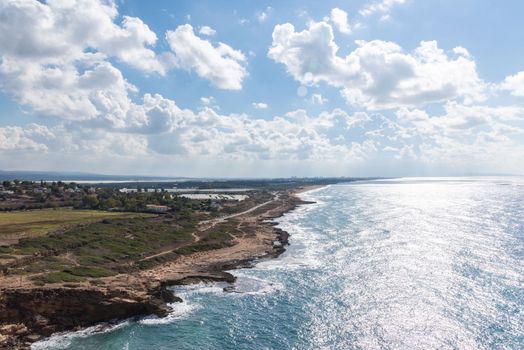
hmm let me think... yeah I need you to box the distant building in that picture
[145,204,169,213]
[180,193,248,201]
[119,188,138,193]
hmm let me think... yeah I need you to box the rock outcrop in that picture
[0,287,174,349]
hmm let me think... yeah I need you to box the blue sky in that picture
[0,0,523,177]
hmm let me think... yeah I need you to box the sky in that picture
[0,0,523,177]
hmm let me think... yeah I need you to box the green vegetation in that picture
[38,271,85,284]
[64,266,115,278]
[174,220,239,255]
[2,216,196,283]
[0,208,153,244]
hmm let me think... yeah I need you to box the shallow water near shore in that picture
[34,177,524,349]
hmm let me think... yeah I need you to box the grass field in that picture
[0,206,249,285]
[0,216,197,283]
[0,209,154,245]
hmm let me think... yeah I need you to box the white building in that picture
[119,188,138,193]
[180,194,248,201]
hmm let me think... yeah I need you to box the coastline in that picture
[0,185,322,349]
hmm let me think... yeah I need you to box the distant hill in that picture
[0,170,184,182]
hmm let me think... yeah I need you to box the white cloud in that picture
[7,101,379,163]
[252,102,268,109]
[0,124,54,152]
[360,0,407,17]
[498,71,524,96]
[1,0,523,176]
[452,46,471,58]
[0,0,165,122]
[0,0,249,124]
[330,8,351,34]
[256,7,272,23]
[0,0,165,75]
[269,21,486,110]
[0,58,135,121]
[310,94,328,105]
[396,102,524,136]
[383,146,398,152]
[166,24,247,90]
[200,96,219,110]
[200,96,216,106]
[199,25,216,36]
[4,98,524,175]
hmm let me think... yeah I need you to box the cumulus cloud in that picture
[269,21,486,109]
[498,71,524,96]
[0,1,250,128]
[0,0,162,122]
[0,0,249,124]
[198,96,220,111]
[1,0,523,176]
[360,0,407,17]
[252,102,268,109]
[0,124,54,152]
[330,8,351,34]
[392,102,524,167]
[199,25,216,36]
[9,99,380,163]
[396,102,524,136]
[0,0,165,74]
[135,103,376,161]
[166,24,247,90]
[309,94,328,105]
[5,96,524,175]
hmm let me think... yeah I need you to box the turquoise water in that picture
[34,178,524,349]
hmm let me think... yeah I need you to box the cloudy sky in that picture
[1,0,523,177]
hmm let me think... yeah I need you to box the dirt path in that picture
[139,193,279,262]
[197,193,279,232]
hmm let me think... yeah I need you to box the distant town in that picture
[0,177,364,214]
[0,179,259,216]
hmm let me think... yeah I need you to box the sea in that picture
[33,177,524,350]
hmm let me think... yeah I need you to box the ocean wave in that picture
[225,274,284,295]
[139,301,198,325]
[31,320,130,350]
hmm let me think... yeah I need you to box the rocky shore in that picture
[0,188,316,349]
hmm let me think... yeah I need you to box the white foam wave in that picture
[31,320,130,350]
[226,274,283,295]
[139,301,198,325]
[171,281,229,296]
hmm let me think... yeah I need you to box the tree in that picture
[124,198,138,211]
[104,197,119,209]
[83,195,99,209]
